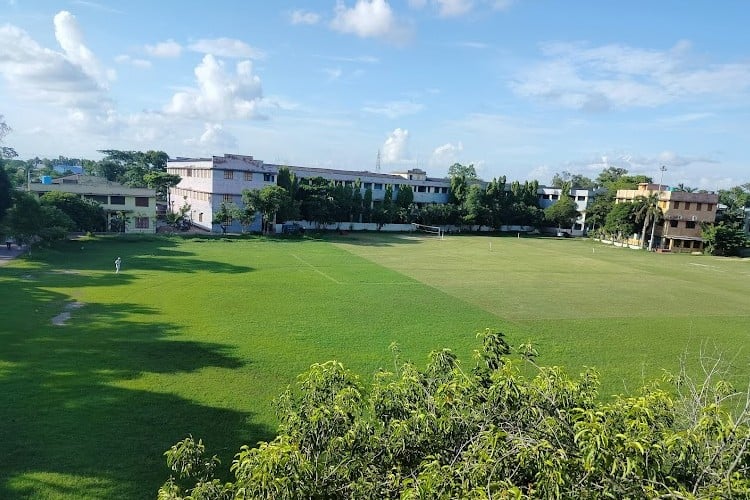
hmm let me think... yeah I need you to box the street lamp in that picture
[648,165,667,251]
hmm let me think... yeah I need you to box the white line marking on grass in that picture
[291,254,342,284]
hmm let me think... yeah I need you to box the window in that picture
[706,204,714,212]
[135,197,149,207]
[224,170,233,180]
[86,195,108,204]
[684,202,691,210]
[198,213,203,222]
[670,220,679,228]
[696,203,702,211]
[685,221,696,229]
[110,196,125,205]
[551,194,559,200]
[417,185,426,192]
[223,194,233,202]
[374,183,383,190]
[263,173,275,182]
[244,172,253,181]
[693,241,701,249]
[577,195,586,201]
[441,187,448,194]
[673,201,680,209]
[186,168,193,177]
[364,182,372,189]
[135,217,149,229]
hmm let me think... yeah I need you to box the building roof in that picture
[28,175,155,196]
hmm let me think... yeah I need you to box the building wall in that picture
[28,175,157,233]
[615,183,718,252]
[537,187,598,234]
[168,154,453,232]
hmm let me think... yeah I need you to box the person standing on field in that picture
[115,256,122,273]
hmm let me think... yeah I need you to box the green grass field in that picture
[1,233,748,499]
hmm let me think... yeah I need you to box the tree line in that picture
[0,116,178,246]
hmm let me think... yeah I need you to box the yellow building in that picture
[616,183,718,253]
[28,175,157,233]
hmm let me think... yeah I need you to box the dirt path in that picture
[0,244,25,267]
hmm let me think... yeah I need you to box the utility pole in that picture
[648,165,667,251]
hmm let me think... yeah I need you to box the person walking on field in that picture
[115,256,122,273]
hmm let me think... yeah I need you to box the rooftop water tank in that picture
[41,175,53,184]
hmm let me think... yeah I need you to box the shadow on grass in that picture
[15,238,254,279]
[0,275,273,500]
[307,231,426,247]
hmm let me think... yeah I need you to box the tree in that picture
[161,331,750,499]
[551,170,595,190]
[674,183,697,193]
[463,184,489,230]
[39,191,106,232]
[212,202,240,234]
[0,164,12,223]
[0,115,18,160]
[702,222,748,256]
[447,162,477,180]
[6,192,73,248]
[242,186,290,233]
[95,150,169,186]
[604,202,636,242]
[144,171,182,205]
[633,193,662,249]
[544,196,579,231]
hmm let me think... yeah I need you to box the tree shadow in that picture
[0,276,273,499]
[307,232,426,247]
[13,238,253,279]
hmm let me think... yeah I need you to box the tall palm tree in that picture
[674,183,696,193]
[634,193,662,249]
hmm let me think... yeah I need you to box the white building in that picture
[167,154,451,233]
[537,186,599,235]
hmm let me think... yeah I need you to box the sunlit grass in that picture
[1,232,748,499]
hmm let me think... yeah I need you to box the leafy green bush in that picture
[160,331,750,499]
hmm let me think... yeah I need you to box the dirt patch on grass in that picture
[52,302,85,326]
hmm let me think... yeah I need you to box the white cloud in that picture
[512,41,750,110]
[185,122,238,150]
[331,0,411,42]
[382,128,410,163]
[362,100,423,118]
[115,54,151,69]
[164,54,263,121]
[435,0,473,17]
[145,39,182,58]
[324,67,343,81]
[290,9,321,25]
[489,0,514,11]
[53,11,114,87]
[0,12,114,119]
[188,38,264,59]
[431,141,463,163]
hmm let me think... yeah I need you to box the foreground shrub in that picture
[159,330,750,499]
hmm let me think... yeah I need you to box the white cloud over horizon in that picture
[382,127,410,163]
[144,39,182,58]
[188,38,265,59]
[331,0,411,43]
[164,54,264,121]
[512,40,750,111]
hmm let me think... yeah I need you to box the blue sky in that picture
[1,1,748,189]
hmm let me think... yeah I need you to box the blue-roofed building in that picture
[53,165,84,175]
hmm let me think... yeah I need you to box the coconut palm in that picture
[634,193,662,249]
